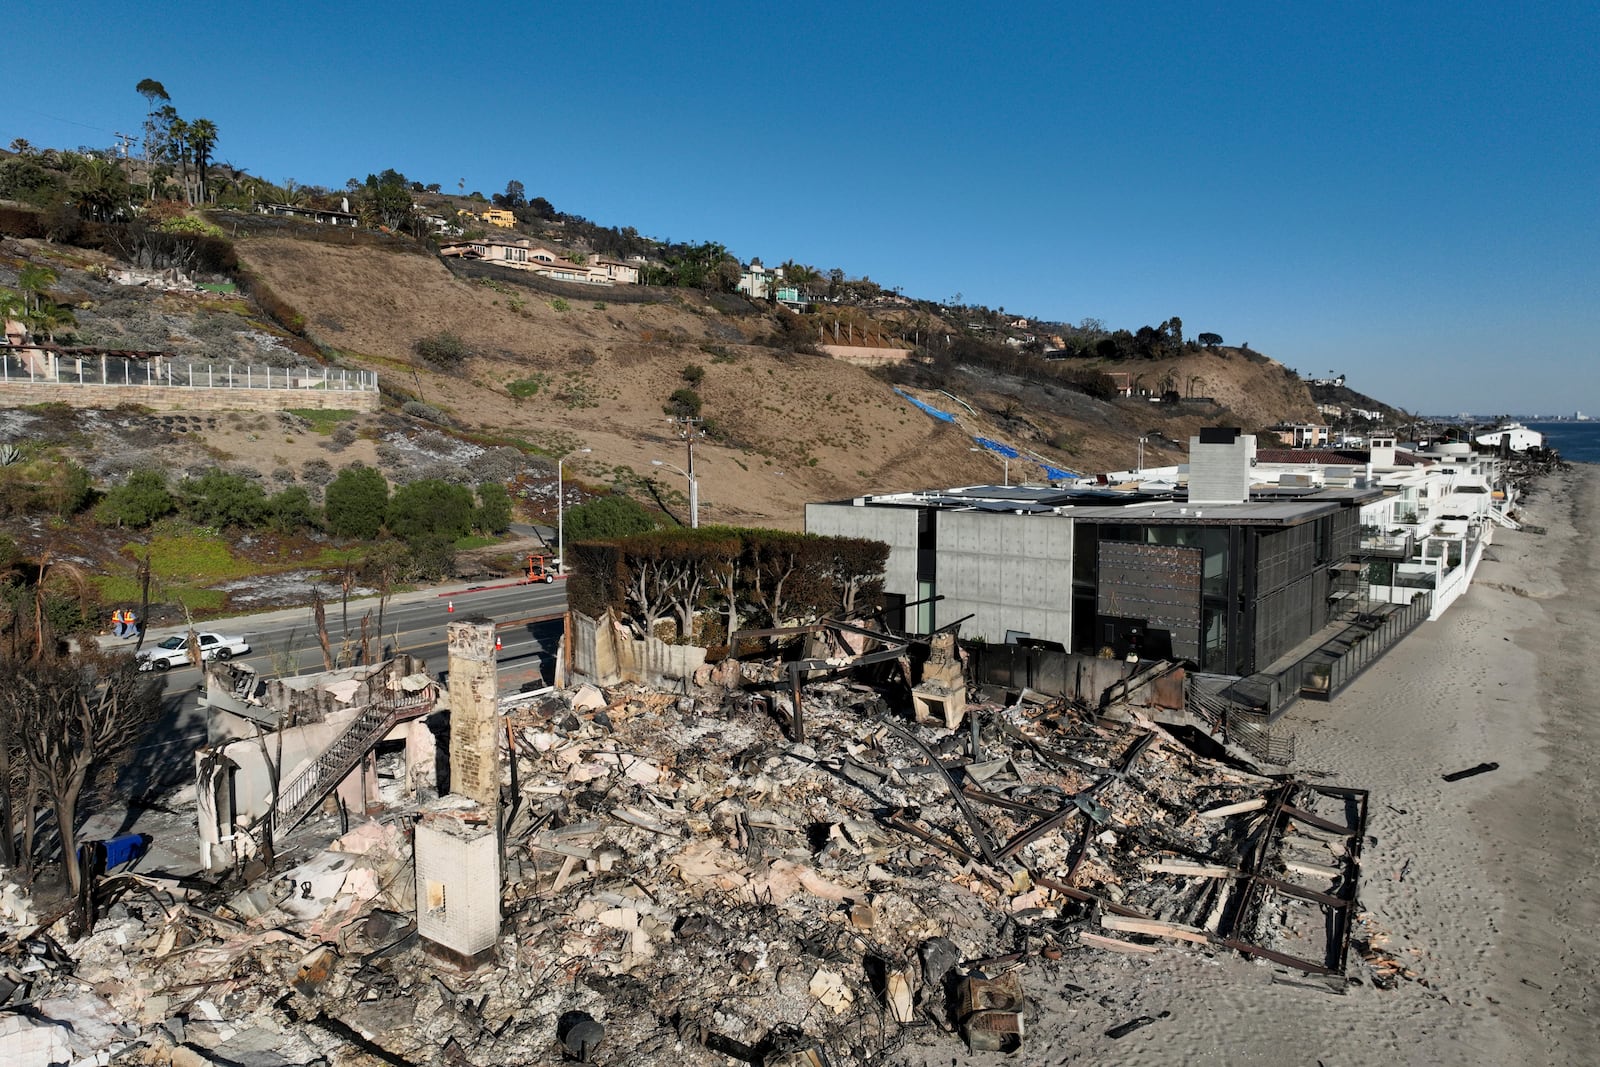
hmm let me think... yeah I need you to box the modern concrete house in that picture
[807,430,1379,677]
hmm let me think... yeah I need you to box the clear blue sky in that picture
[9,1,1597,416]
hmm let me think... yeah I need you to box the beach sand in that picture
[904,464,1598,1066]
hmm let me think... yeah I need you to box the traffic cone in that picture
[495,637,503,651]
[447,600,454,613]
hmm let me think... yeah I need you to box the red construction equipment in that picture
[521,554,556,585]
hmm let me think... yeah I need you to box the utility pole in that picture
[669,416,704,528]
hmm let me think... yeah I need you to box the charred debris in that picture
[0,619,1385,1065]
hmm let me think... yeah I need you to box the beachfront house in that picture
[807,430,1392,678]
[806,427,1519,720]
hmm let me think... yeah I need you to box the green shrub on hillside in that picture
[324,464,389,539]
[266,486,319,532]
[664,387,702,417]
[179,469,269,529]
[475,482,512,535]
[564,494,659,544]
[97,469,176,528]
[413,331,470,369]
[386,479,474,545]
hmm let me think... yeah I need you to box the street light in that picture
[556,447,591,571]
[970,447,1010,486]
[651,458,699,527]
[1137,436,1147,473]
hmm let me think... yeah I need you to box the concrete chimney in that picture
[1187,428,1256,504]
[416,619,504,968]
[446,621,500,813]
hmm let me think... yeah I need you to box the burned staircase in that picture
[268,692,433,836]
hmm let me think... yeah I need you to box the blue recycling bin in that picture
[101,832,151,871]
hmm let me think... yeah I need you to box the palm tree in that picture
[166,115,190,201]
[33,303,75,343]
[16,266,58,315]
[69,159,129,222]
[187,118,218,204]
[780,261,822,290]
[0,288,25,342]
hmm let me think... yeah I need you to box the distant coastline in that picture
[1526,420,1600,463]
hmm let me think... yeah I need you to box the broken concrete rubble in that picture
[2,627,1388,1065]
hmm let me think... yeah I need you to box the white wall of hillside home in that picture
[934,511,1074,646]
[806,501,921,618]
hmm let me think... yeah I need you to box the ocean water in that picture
[1526,421,1600,464]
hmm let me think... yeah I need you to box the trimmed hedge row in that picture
[568,526,888,633]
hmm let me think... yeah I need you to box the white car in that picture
[137,632,251,671]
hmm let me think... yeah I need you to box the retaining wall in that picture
[0,380,380,413]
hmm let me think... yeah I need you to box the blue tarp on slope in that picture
[897,390,1080,479]
[893,388,956,422]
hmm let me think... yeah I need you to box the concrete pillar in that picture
[405,718,438,795]
[335,751,379,815]
[446,621,500,814]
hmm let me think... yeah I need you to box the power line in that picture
[8,107,120,136]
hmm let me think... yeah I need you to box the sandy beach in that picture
[903,464,1598,1066]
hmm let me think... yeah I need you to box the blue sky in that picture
[8,1,1597,415]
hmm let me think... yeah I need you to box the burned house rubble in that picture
[0,620,1400,1066]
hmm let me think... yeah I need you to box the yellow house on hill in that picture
[458,207,517,228]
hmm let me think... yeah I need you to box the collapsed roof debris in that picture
[1,630,1383,1065]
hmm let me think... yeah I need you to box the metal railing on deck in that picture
[1277,592,1433,702]
[1188,681,1296,764]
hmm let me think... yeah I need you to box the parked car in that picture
[136,631,251,671]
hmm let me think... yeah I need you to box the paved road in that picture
[133,579,569,693]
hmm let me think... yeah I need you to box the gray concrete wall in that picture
[622,635,706,686]
[805,501,920,607]
[935,511,1074,644]
[571,610,705,688]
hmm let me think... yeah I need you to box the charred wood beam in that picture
[1280,803,1356,836]
[884,812,976,865]
[1217,937,1338,976]
[999,805,1080,859]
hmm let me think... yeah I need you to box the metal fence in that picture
[1188,681,1297,764]
[0,351,377,393]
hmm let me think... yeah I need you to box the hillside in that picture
[0,206,1355,596]
[0,219,1338,518]
[232,228,1332,497]
[233,235,1010,525]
